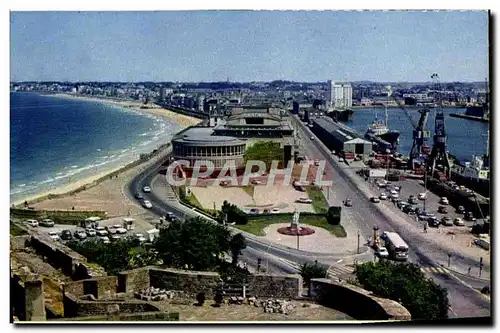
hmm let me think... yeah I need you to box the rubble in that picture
[134,286,176,301]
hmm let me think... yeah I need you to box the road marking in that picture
[336,259,343,263]
[449,306,458,317]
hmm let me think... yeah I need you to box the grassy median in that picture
[235,214,346,238]
[305,186,329,214]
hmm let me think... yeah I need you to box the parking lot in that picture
[369,178,482,231]
[22,215,159,245]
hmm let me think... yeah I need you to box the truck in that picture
[383,232,409,261]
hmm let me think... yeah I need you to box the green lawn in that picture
[305,186,329,214]
[235,214,346,238]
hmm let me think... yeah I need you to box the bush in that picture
[299,262,328,286]
[221,200,248,225]
[326,206,342,225]
[196,292,206,306]
[354,260,449,320]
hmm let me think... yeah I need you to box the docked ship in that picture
[330,108,353,122]
[364,107,400,150]
[450,154,490,198]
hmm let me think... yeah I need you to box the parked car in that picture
[371,197,381,203]
[249,208,260,215]
[428,218,440,228]
[408,196,418,205]
[397,201,408,210]
[40,219,55,227]
[379,193,388,200]
[26,219,39,227]
[165,212,176,221]
[263,209,270,214]
[134,192,144,200]
[115,227,128,235]
[110,235,121,242]
[270,208,280,214]
[344,198,353,207]
[60,230,73,241]
[135,233,147,243]
[98,236,110,244]
[465,212,476,222]
[142,200,153,209]
[250,179,262,185]
[75,230,87,240]
[95,227,108,237]
[113,224,122,229]
[142,186,151,193]
[439,197,449,205]
[390,190,399,200]
[85,228,97,237]
[310,136,315,140]
[418,192,427,200]
[48,231,60,241]
[314,159,320,166]
[456,205,466,214]
[105,226,117,235]
[438,206,448,214]
[441,216,453,226]
[376,247,389,258]
[454,217,465,226]
[403,205,416,215]
[296,197,313,204]
[377,180,388,188]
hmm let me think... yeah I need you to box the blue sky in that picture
[10,10,489,82]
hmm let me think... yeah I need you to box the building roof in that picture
[312,117,362,143]
[172,126,245,146]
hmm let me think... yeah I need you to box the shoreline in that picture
[11,93,201,206]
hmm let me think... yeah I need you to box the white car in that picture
[113,224,122,229]
[85,228,97,237]
[48,231,60,241]
[110,235,121,242]
[296,197,313,204]
[142,186,151,193]
[377,247,389,258]
[418,193,427,200]
[271,208,280,214]
[115,227,127,235]
[135,233,147,243]
[314,159,320,166]
[310,136,315,140]
[98,236,110,244]
[142,200,153,209]
[26,219,39,227]
[250,179,262,185]
[440,197,449,205]
[454,217,465,226]
[379,193,388,200]
[377,180,388,188]
[96,229,109,237]
[390,190,399,199]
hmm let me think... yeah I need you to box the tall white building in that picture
[326,80,353,110]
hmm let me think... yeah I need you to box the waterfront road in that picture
[293,116,490,318]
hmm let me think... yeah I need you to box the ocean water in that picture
[343,107,489,161]
[10,92,183,202]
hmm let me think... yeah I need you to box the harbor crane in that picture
[385,86,431,168]
[427,73,452,178]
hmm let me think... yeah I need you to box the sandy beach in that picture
[12,93,201,206]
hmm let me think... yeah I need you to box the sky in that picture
[10,10,489,82]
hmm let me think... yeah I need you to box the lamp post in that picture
[357,230,360,254]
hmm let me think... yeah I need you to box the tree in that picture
[153,217,232,271]
[299,262,328,286]
[229,233,247,264]
[354,260,450,320]
[221,200,248,225]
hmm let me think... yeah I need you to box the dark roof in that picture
[312,117,362,143]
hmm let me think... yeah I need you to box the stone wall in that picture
[55,311,179,321]
[28,235,106,279]
[309,278,411,321]
[149,267,221,297]
[10,235,31,251]
[10,274,46,321]
[63,292,161,318]
[247,274,302,299]
[117,266,153,293]
[63,276,118,299]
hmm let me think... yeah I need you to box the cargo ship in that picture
[364,107,400,151]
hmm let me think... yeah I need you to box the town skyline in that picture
[10,10,489,83]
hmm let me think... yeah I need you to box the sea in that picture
[10,92,184,203]
[344,107,489,161]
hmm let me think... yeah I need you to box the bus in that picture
[383,232,409,261]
